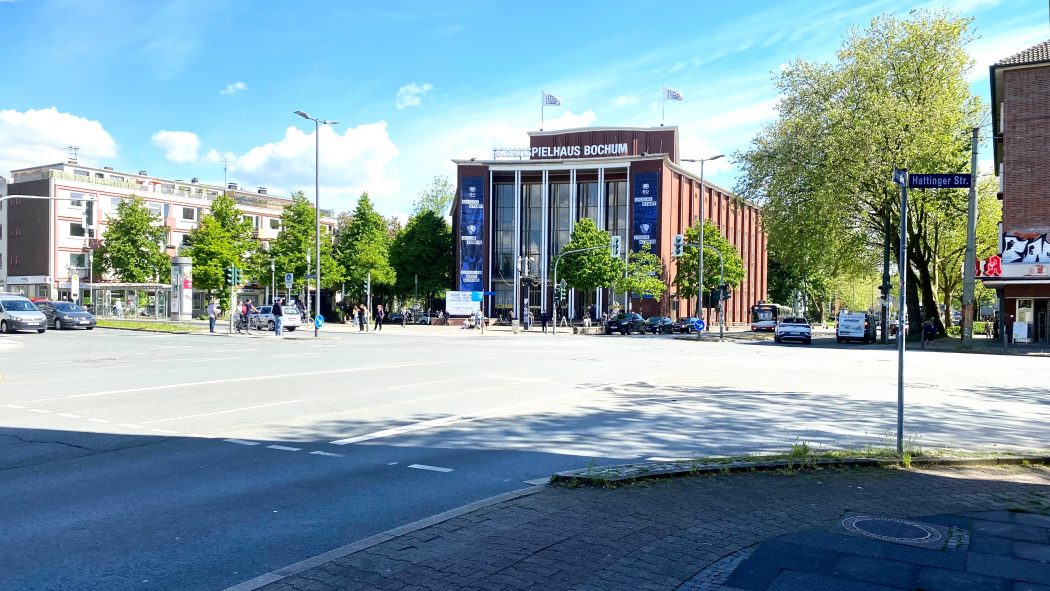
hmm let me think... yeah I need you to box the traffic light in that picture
[224,267,234,286]
[610,235,621,257]
[720,284,732,301]
[233,267,241,285]
[672,234,684,257]
[553,284,562,301]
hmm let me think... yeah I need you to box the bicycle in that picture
[235,313,262,335]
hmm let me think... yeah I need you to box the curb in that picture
[221,485,545,591]
[550,455,1050,487]
[94,325,198,335]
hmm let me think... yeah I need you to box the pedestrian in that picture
[114,298,124,318]
[401,307,407,327]
[374,305,384,331]
[524,309,532,331]
[357,305,365,331]
[207,299,217,333]
[273,297,284,336]
[540,309,549,333]
[922,318,937,348]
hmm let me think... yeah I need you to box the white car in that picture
[0,293,48,334]
[774,317,812,344]
[256,305,301,332]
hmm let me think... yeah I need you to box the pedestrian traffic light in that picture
[610,235,621,257]
[232,267,241,285]
[224,267,234,286]
[672,234,684,257]
[553,284,562,301]
[720,284,731,301]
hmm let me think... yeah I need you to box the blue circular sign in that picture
[315,315,325,329]
[693,319,706,332]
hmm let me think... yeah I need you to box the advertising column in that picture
[170,256,193,321]
[458,177,485,291]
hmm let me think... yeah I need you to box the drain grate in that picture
[836,515,954,550]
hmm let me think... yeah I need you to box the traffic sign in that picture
[304,273,316,279]
[314,315,325,329]
[284,272,293,289]
[483,291,496,296]
[908,173,971,189]
[693,319,706,332]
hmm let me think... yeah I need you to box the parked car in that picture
[35,300,96,330]
[605,312,646,335]
[256,305,301,332]
[775,316,812,344]
[837,310,877,343]
[645,316,674,334]
[0,293,48,333]
[385,312,404,325]
[672,316,701,333]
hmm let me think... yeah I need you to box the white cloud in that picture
[0,107,117,174]
[966,25,1048,81]
[395,82,434,110]
[151,130,201,163]
[228,121,400,212]
[612,95,639,107]
[220,81,248,96]
[542,109,598,130]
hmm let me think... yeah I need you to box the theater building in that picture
[451,126,767,324]
[986,39,1050,345]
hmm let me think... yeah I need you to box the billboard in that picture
[458,176,485,290]
[632,172,659,252]
[446,290,482,315]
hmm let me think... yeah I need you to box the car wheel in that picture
[287,327,296,332]
[805,339,812,345]
[836,337,843,343]
[1,321,9,334]
[605,328,612,335]
[86,326,94,330]
[774,336,782,343]
[37,329,46,334]
[267,321,275,331]
[54,318,63,330]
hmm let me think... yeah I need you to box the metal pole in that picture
[961,127,979,349]
[367,271,372,329]
[552,258,559,335]
[897,175,908,455]
[314,119,321,337]
[698,159,706,330]
[881,213,891,344]
[718,253,725,341]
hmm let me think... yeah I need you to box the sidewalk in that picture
[229,463,1050,591]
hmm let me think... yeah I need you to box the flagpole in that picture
[541,90,544,131]
[661,87,666,126]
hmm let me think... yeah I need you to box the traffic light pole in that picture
[551,243,612,335]
[685,243,724,341]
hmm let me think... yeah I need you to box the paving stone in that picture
[831,553,918,588]
[1011,539,1050,562]
[967,552,1050,585]
[1013,582,1050,591]
[915,566,1011,591]
[968,519,1050,543]
[969,534,1015,556]
[767,570,901,591]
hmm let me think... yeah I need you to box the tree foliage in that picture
[555,218,623,291]
[614,244,666,299]
[389,209,453,305]
[672,220,746,302]
[413,176,455,217]
[735,10,983,334]
[185,192,256,310]
[266,192,343,294]
[336,193,396,300]
[92,195,169,283]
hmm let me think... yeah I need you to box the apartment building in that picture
[4,161,336,312]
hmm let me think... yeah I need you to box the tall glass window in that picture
[605,180,628,253]
[577,182,599,223]
[493,182,515,319]
[522,183,542,276]
[551,183,570,255]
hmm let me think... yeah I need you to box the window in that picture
[551,183,570,254]
[182,207,196,221]
[69,253,87,267]
[269,218,280,230]
[146,201,169,219]
[0,225,3,239]
[605,180,628,256]
[69,223,94,238]
[13,226,21,237]
[96,172,105,179]
[522,183,542,276]
[10,255,20,267]
[577,182,599,222]
[37,286,49,298]
[74,169,89,177]
[69,191,92,207]
[111,175,125,182]
[243,214,258,229]
[111,197,126,209]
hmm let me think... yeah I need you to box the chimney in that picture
[227,183,238,190]
[103,166,114,171]
[257,187,267,195]
[191,178,198,184]
[138,170,147,176]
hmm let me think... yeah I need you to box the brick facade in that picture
[1001,66,1050,233]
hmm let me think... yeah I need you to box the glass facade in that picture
[577,182,599,223]
[551,183,570,255]
[522,183,542,276]
[605,180,628,254]
[493,183,515,319]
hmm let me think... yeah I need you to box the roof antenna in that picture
[65,145,80,164]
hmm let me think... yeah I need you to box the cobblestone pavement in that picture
[239,465,1050,591]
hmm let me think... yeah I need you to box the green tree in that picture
[185,192,256,312]
[673,220,746,304]
[413,176,455,216]
[336,193,395,301]
[389,210,453,306]
[268,192,343,296]
[614,244,666,299]
[92,195,169,283]
[555,218,623,291]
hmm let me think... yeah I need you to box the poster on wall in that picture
[632,172,659,253]
[459,176,485,291]
[446,290,482,315]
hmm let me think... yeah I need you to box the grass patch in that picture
[96,319,199,333]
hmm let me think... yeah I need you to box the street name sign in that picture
[908,174,971,189]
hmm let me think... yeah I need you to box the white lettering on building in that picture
[530,143,629,159]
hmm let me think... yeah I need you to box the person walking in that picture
[273,297,284,336]
[374,305,385,331]
[401,307,407,327]
[357,305,365,332]
[922,318,937,348]
[540,309,549,333]
[207,299,217,333]
[523,309,532,331]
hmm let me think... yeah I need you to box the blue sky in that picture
[1,0,1047,220]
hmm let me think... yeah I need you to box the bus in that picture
[750,303,792,331]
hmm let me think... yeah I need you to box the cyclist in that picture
[239,298,259,333]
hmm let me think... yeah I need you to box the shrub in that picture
[946,325,961,337]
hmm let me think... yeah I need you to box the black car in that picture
[35,300,96,330]
[385,312,405,325]
[672,316,701,333]
[605,312,646,335]
[645,316,674,334]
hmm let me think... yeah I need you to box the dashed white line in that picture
[309,450,342,457]
[151,428,178,434]
[141,399,302,424]
[3,404,26,409]
[385,376,471,390]
[407,464,453,473]
[117,423,144,429]
[186,433,211,438]
[224,438,260,446]
[28,408,52,413]
[55,413,83,418]
[266,445,301,452]
[83,365,136,371]
[87,418,111,423]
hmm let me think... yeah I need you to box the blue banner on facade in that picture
[632,172,659,252]
[458,176,485,291]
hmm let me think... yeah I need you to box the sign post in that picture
[960,127,979,349]
[894,168,908,456]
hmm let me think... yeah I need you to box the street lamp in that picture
[294,110,338,337]
[681,154,724,321]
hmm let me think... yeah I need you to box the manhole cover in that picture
[837,515,951,549]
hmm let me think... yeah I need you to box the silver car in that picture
[256,305,301,332]
[0,294,48,334]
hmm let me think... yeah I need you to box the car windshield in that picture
[613,313,630,320]
[782,317,808,325]
[259,306,271,314]
[53,302,82,312]
[0,299,37,312]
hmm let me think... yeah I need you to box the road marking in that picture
[118,423,144,429]
[186,433,211,438]
[407,464,453,473]
[28,408,52,413]
[142,399,303,424]
[151,428,178,434]
[385,376,472,390]
[20,361,441,403]
[2,404,25,409]
[55,413,83,418]
[193,356,247,363]
[83,365,136,371]
[309,450,342,457]
[87,418,111,423]
[224,438,260,446]
[267,445,301,452]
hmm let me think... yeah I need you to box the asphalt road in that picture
[0,326,1047,591]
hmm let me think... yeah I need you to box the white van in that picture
[836,310,876,344]
[0,293,48,334]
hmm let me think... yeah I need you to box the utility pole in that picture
[881,212,891,345]
[960,127,979,349]
[893,168,908,456]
